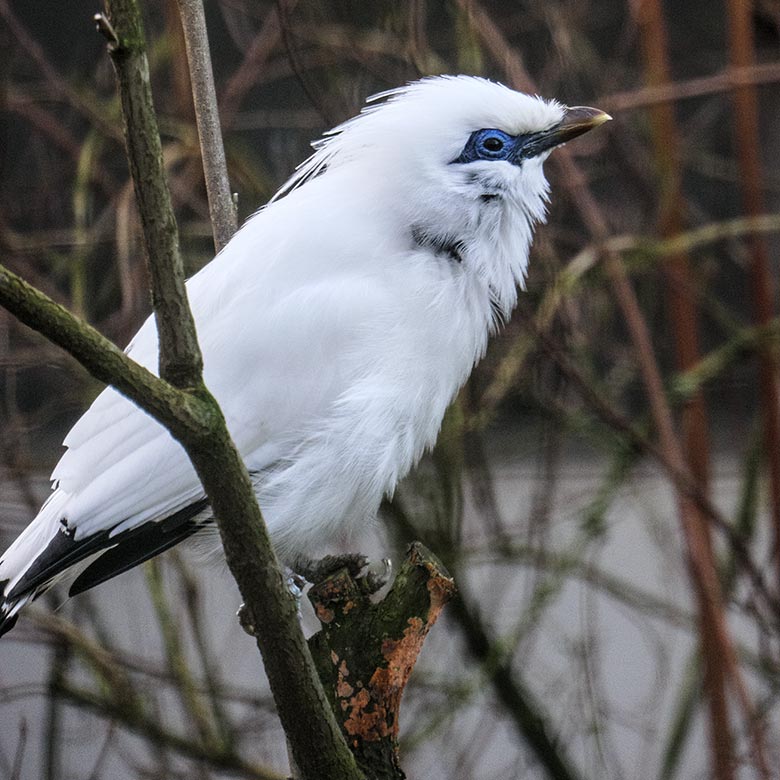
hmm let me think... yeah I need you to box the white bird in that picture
[0,75,609,636]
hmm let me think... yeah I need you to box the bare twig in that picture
[726,0,780,593]
[635,3,730,776]
[55,683,286,780]
[175,0,238,253]
[102,0,203,389]
[0,0,119,141]
[600,61,780,113]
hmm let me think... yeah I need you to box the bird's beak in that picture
[520,106,611,159]
[554,106,612,144]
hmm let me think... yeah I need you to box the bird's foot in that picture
[361,557,393,595]
[293,552,367,582]
[292,553,392,596]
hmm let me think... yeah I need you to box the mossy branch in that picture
[101,0,203,390]
[0,263,204,439]
[98,1,363,777]
[307,544,456,780]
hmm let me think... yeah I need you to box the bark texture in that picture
[308,544,456,780]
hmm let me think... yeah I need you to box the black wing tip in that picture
[0,607,19,638]
[0,498,211,632]
[0,577,15,637]
[69,510,206,597]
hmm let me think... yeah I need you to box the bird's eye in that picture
[452,129,514,164]
[482,136,504,152]
[476,130,511,158]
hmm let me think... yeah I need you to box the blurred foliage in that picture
[1,1,780,779]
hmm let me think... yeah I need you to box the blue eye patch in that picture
[456,129,515,162]
[452,126,558,165]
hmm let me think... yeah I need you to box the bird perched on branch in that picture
[0,75,609,636]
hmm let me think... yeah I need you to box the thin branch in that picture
[726,0,780,594]
[636,3,729,774]
[600,61,780,113]
[101,1,204,389]
[175,0,238,253]
[0,262,202,439]
[0,0,120,141]
[55,683,286,780]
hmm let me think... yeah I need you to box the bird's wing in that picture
[57,276,377,541]
[0,194,398,614]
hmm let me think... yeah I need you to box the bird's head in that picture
[278,76,609,316]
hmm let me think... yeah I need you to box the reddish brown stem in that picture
[726,0,780,589]
[600,61,780,113]
[635,2,730,777]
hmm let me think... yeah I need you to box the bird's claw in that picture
[292,552,369,583]
[237,571,307,636]
[291,553,392,595]
[360,557,393,595]
[237,602,257,637]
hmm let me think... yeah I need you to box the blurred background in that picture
[1,1,780,778]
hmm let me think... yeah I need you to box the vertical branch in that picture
[98,0,203,390]
[636,0,710,486]
[175,0,238,253]
[145,559,218,748]
[634,2,732,778]
[725,0,780,587]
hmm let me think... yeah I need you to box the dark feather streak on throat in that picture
[411,226,465,264]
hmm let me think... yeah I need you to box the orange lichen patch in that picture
[336,659,354,700]
[426,573,456,616]
[343,567,456,743]
[342,687,392,740]
[314,602,335,623]
[339,615,428,743]
[380,617,427,687]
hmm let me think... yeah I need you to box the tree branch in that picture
[55,682,286,780]
[0,263,203,440]
[100,0,203,389]
[175,0,238,253]
[307,544,456,780]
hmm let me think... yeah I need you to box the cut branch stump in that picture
[307,543,455,780]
